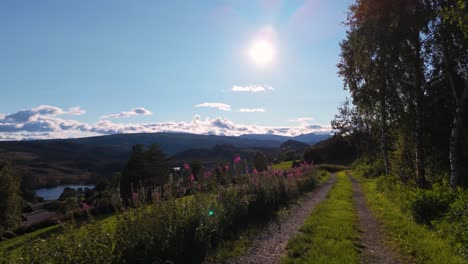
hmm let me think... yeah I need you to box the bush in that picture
[408,184,455,225]
[435,190,468,258]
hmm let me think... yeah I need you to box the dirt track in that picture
[226,174,337,264]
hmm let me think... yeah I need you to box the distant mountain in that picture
[238,134,292,142]
[172,144,280,165]
[0,132,284,188]
[280,140,310,152]
[60,132,283,155]
[239,133,331,145]
[292,133,332,145]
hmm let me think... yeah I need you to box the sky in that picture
[0,0,352,140]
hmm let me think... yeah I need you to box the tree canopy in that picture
[335,0,468,187]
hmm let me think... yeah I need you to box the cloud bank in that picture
[195,103,232,111]
[231,85,274,93]
[0,105,332,141]
[101,107,152,119]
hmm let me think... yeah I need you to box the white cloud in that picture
[66,107,86,115]
[231,85,274,93]
[195,103,231,111]
[0,105,332,141]
[101,107,152,119]
[289,117,315,124]
[239,108,265,113]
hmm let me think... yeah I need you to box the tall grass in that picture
[357,175,466,264]
[7,164,318,264]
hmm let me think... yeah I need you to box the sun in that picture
[249,39,275,67]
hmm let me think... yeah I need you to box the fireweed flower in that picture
[204,171,212,179]
[82,202,90,211]
[184,163,190,170]
[189,174,195,184]
[234,155,241,164]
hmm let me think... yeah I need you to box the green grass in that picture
[272,161,293,170]
[282,171,359,264]
[357,176,466,264]
[0,225,61,256]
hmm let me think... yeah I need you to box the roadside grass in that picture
[0,225,60,253]
[357,176,466,264]
[282,171,359,264]
[207,170,331,263]
[272,161,293,170]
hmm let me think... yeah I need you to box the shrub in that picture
[408,184,455,225]
[435,190,468,258]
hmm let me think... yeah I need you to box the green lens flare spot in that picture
[209,210,214,216]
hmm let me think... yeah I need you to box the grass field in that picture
[357,176,466,264]
[272,161,293,170]
[282,171,359,264]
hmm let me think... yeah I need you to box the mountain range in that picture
[0,132,331,188]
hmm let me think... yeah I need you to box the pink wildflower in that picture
[234,155,241,164]
[184,163,190,170]
[253,168,258,175]
[189,174,195,184]
[82,202,90,211]
[204,171,212,179]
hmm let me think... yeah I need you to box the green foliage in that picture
[434,189,468,258]
[352,158,384,178]
[441,0,468,38]
[360,174,467,262]
[303,135,357,165]
[120,144,169,203]
[338,0,468,187]
[408,184,455,225]
[58,187,77,201]
[8,165,319,263]
[253,152,268,172]
[0,161,22,232]
[282,172,359,264]
[315,164,350,173]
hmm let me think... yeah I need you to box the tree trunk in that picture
[379,87,390,176]
[442,32,468,188]
[449,80,468,187]
[414,38,426,188]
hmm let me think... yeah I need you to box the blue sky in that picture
[0,0,351,140]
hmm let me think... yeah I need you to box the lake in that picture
[35,185,95,201]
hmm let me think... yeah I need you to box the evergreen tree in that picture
[0,161,22,231]
[120,144,169,203]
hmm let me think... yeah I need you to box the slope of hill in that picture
[0,133,284,188]
[239,133,331,145]
[280,140,310,152]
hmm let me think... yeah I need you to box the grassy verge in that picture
[282,171,359,264]
[357,176,466,264]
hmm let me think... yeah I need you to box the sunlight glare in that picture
[249,39,275,67]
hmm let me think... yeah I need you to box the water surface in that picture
[35,185,94,200]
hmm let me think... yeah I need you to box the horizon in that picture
[0,0,351,141]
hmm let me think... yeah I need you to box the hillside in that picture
[0,132,285,188]
[239,133,331,145]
